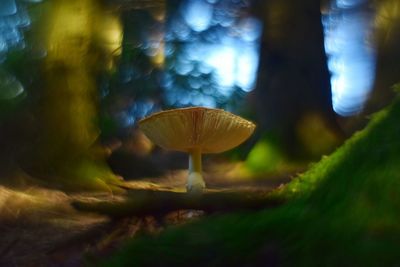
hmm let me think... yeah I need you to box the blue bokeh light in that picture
[0,0,30,61]
[182,0,213,32]
[164,0,262,108]
[0,0,17,16]
[323,0,376,116]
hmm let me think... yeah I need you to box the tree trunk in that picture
[26,0,123,191]
[251,0,343,158]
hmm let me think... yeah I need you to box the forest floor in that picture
[0,164,295,267]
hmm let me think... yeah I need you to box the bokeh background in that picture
[0,0,399,188]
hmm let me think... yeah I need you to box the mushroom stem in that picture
[187,148,205,193]
[189,148,202,173]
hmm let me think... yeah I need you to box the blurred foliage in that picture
[245,134,284,173]
[100,0,261,136]
[161,0,261,110]
[296,112,341,157]
[0,67,26,118]
[99,6,165,134]
[98,84,400,266]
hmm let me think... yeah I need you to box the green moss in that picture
[99,86,400,266]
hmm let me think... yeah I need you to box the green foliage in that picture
[99,86,400,266]
[245,134,285,173]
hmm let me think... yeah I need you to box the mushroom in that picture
[139,107,256,194]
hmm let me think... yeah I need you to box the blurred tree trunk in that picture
[366,0,400,112]
[251,0,343,159]
[26,0,123,190]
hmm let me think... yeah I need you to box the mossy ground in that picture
[99,88,400,266]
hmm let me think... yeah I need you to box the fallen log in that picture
[71,189,283,218]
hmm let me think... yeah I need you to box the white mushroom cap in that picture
[139,107,256,153]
